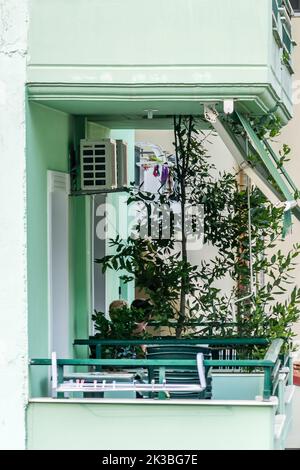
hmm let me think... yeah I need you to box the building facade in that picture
[0,0,300,449]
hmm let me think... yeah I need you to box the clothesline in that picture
[136,161,174,167]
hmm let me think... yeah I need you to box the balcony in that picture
[27,338,294,450]
[27,0,294,125]
[25,1,299,451]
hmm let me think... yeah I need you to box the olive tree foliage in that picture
[96,116,300,343]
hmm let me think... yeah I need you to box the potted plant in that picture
[91,302,151,359]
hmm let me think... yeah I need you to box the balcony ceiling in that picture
[27,83,289,129]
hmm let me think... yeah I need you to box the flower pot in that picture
[294,362,300,387]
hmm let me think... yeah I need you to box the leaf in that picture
[112,258,119,270]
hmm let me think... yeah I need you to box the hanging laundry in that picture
[143,166,162,193]
[161,164,169,185]
[167,171,173,193]
[153,165,160,177]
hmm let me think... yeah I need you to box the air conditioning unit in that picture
[80,139,117,190]
[116,139,128,187]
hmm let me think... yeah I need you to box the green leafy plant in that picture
[97,117,239,337]
[282,49,291,68]
[92,305,148,358]
[95,116,300,348]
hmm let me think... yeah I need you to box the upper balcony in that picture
[27,0,295,125]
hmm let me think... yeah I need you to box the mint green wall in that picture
[70,196,91,359]
[27,103,72,395]
[212,374,264,400]
[27,401,276,450]
[27,104,91,393]
[71,117,91,358]
[28,0,269,76]
[27,0,292,121]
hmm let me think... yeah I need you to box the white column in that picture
[0,0,28,450]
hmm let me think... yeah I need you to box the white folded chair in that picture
[51,351,206,397]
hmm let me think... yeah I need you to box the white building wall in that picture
[0,0,28,449]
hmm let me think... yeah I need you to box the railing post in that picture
[263,367,272,401]
[158,366,166,400]
[57,364,64,399]
[288,355,293,386]
[277,374,286,415]
[95,344,102,372]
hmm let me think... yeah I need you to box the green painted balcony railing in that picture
[31,338,289,401]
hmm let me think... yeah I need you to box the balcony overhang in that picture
[26,82,292,127]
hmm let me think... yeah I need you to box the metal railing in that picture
[273,0,294,72]
[30,338,289,401]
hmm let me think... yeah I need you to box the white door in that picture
[48,171,70,357]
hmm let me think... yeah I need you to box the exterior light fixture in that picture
[144,109,158,119]
[223,99,234,115]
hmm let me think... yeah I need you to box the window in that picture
[291,0,300,13]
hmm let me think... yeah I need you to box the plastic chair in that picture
[146,345,212,399]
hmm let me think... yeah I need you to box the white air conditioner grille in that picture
[116,140,128,187]
[80,140,117,190]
